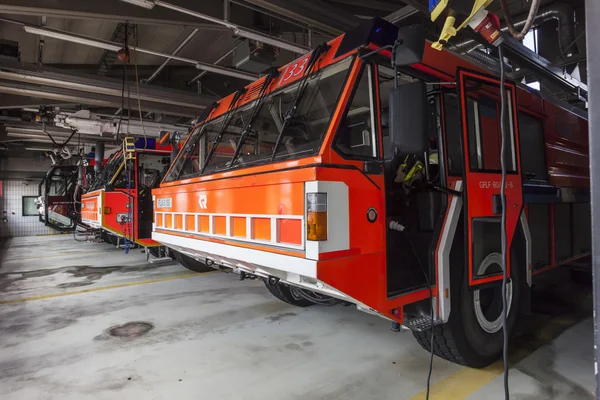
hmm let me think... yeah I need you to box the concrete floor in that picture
[0,235,595,400]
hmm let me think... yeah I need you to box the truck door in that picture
[457,69,523,286]
[40,165,79,232]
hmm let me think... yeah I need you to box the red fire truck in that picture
[151,19,590,367]
[38,162,86,232]
[80,139,172,251]
[80,137,213,269]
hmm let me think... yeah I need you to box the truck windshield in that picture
[89,150,123,191]
[164,56,353,182]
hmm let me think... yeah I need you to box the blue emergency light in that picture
[134,137,156,149]
[429,0,444,12]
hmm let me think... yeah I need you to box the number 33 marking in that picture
[283,57,309,82]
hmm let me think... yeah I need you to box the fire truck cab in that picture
[81,138,173,253]
[151,18,590,367]
[38,163,85,232]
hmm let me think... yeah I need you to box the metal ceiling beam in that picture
[187,42,241,86]
[97,22,135,76]
[0,95,63,110]
[145,28,200,84]
[388,0,428,14]
[0,63,217,110]
[384,5,420,24]
[0,81,202,118]
[228,0,331,36]
[328,0,402,12]
[0,0,230,30]
[14,22,258,81]
[6,130,115,142]
[0,17,257,81]
[502,35,588,101]
[240,0,360,35]
[121,0,309,54]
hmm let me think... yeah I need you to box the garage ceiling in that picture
[0,0,588,179]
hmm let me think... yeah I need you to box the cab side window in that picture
[333,64,377,159]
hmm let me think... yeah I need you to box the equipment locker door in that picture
[456,69,523,286]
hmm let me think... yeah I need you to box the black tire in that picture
[264,282,315,307]
[105,233,118,246]
[569,268,592,286]
[172,250,213,273]
[413,251,522,367]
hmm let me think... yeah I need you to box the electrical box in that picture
[233,41,276,73]
[0,39,20,62]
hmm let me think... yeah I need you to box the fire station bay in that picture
[0,1,596,399]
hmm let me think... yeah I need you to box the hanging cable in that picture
[41,123,78,148]
[115,23,129,140]
[499,0,541,40]
[403,230,434,400]
[133,25,148,150]
[498,44,510,400]
[116,63,127,140]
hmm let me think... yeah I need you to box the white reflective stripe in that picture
[246,217,252,240]
[153,212,304,251]
[305,181,349,260]
[437,180,463,323]
[153,231,316,278]
[473,102,483,169]
[98,191,103,223]
[520,210,532,287]
[270,218,277,244]
[507,89,517,170]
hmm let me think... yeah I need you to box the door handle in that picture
[492,194,502,215]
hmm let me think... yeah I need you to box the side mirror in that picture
[393,24,425,66]
[94,142,105,174]
[389,81,428,155]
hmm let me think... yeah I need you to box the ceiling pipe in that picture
[187,43,240,87]
[144,28,200,84]
[0,80,200,117]
[22,25,257,81]
[384,6,419,24]
[227,0,331,37]
[239,0,356,34]
[6,131,115,143]
[0,17,258,81]
[453,2,578,57]
[119,0,309,54]
[0,69,210,110]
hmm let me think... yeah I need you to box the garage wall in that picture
[0,180,53,238]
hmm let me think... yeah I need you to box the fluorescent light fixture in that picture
[21,23,258,81]
[23,26,121,52]
[194,63,260,81]
[25,147,55,151]
[119,0,156,9]
[234,28,308,54]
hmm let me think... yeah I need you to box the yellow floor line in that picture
[410,314,581,400]
[0,271,217,305]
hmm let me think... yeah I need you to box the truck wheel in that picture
[172,250,213,273]
[413,251,521,367]
[105,233,118,246]
[264,282,315,307]
[569,268,592,286]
